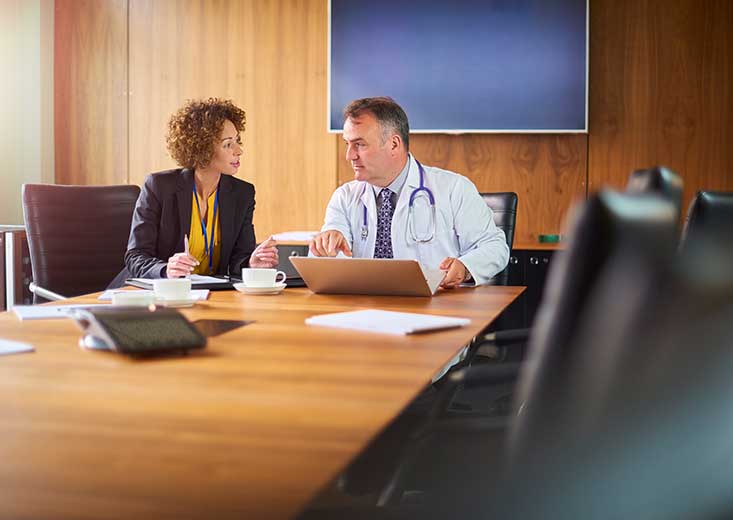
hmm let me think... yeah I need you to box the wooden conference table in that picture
[0,285,523,519]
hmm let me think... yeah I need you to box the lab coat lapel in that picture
[393,155,422,258]
[394,154,420,218]
[358,182,377,253]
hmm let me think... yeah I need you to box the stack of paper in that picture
[305,309,470,335]
[13,304,109,321]
[0,339,35,355]
[97,289,210,301]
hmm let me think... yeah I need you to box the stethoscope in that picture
[193,185,219,274]
[360,160,436,243]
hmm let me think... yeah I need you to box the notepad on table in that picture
[126,275,232,291]
[0,339,35,356]
[305,309,470,335]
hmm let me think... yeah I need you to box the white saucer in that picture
[153,297,198,308]
[233,282,287,295]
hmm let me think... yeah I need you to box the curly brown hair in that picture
[166,98,246,169]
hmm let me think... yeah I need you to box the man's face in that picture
[343,113,396,186]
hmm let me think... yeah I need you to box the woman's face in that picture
[208,119,242,175]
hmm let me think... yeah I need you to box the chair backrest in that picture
[486,236,733,520]
[626,165,684,220]
[680,190,733,247]
[22,184,141,301]
[509,190,678,452]
[480,192,518,285]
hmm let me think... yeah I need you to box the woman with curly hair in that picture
[111,98,278,285]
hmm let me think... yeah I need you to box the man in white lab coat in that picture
[310,97,509,287]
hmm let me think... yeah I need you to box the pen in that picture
[184,234,190,256]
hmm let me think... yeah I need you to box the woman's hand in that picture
[166,252,199,278]
[249,237,279,268]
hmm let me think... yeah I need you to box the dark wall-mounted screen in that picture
[329,0,588,133]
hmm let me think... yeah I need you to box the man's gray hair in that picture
[343,97,410,150]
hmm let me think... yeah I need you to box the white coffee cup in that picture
[241,268,287,288]
[111,290,155,306]
[152,278,192,300]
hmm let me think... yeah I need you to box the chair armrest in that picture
[426,363,522,426]
[449,362,522,389]
[480,328,530,347]
[472,328,530,361]
[377,364,520,507]
[29,282,67,302]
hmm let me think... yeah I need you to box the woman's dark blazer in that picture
[109,168,256,288]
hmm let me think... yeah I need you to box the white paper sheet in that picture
[305,309,470,335]
[0,338,35,356]
[97,289,210,301]
[128,275,229,284]
[270,231,318,242]
[13,304,110,321]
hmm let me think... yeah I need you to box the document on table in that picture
[128,275,229,285]
[271,230,318,241]
[126,275,232,290]
[97,289,210,301]
[0,339,35,356]
[13,304,110,321]
[305,309,471,335]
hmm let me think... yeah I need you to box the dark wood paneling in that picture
[588,0,733,216]
[54,0,128,185]
[338,134,587,247]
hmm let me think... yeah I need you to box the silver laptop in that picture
[289,257,445,297]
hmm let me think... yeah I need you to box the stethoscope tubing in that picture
[360,160,435,242]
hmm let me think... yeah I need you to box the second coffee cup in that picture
[153,278,192,301]
[241,268,287,288]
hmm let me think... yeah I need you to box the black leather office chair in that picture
[478,166,680,356]
[374,191,679,506]
[480,192,517,286]
[22,184,141,302]
[626,165,684,220]
[303,248,733,519]
[680,191,733,247]
[326,192,677,504]
[298,192,689,518]
[484,235,733,520]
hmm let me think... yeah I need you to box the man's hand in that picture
[249,236,279,268]
[439,257,469,289]
[309,230,353,257]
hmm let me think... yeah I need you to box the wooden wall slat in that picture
[54,0,128,186]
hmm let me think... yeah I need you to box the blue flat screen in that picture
[329,0,587,132]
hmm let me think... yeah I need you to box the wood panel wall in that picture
[55,0,128,186]
[55,0,732,245]
[588,0,733,217]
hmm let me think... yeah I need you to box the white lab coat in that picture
[321,155,509,285]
